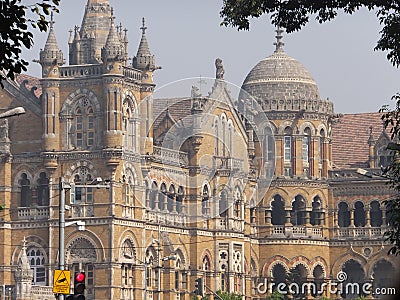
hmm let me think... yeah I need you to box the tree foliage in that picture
[215,290,242,300]
[0,0,60,87]
[380,93,400,255]
[266,290,285,300]
[220,0,400,67]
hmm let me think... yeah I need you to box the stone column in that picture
[264,209,272,225]
[382,207,387,226]
[365,205,371,227]
[350,209,355,227]
[305,210,311,226]
[285,208,292,225]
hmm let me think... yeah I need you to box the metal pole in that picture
[59,177,65,300]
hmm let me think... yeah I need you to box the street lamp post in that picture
[58,177,109,300]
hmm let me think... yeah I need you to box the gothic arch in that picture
[278,120,298,135]
[13,169,34,187]
[330,252,367,277]
[200,249,214,270]
[299,121,316,135]
[61,88,101,114]
[65,236,98,264]
[117,230,140,261]
[263,255,290,276]
[64,160,99,182]
[11,236,49,266]
[65,231,106,263]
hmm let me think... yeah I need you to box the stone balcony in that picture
[334,226,387,239]
[18,206,49,220]
[144,210,186,226]
[271,225,323,238]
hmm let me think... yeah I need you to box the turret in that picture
[132,18,156,71]
[14,238,34,300]
[101,9,124,65]
[37,13,64,77]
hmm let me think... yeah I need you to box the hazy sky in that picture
[23,0,399,114]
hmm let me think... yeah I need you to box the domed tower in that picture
[241,29,334,179]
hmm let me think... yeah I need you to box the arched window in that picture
[150,182,158,209]
[176,186,184,214]
[71,167,94,205]
[370,201,383,227]
[27,247,46,285]
[341,260,365,298]
[272,264,286,291]
[73,97,97,149]
[214,120,219,156]
[377,146,392,168]
[263,126,274,177]
[222,117,226,157]
[219,190,228,218]
[37,172,49,206]
[303,128,311,177]
[338,202,350,227]
[284,127,293,176]
[354,201,366,227]
[234,186,242,218]
[202,255,211,271]
[167,185,175,212]
[319,129,325,161]
[159,183,167,211]
[123,100,139,152]
[202,185,210,216]
[372,260,396,293]
[19,173,31,207]
[291,195,306,225]
[271,195,285,225]
[312,265,325,297]
[228,122,233,157]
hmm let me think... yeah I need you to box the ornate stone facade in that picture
[0,1,398,300]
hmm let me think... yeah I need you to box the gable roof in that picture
[331,112,388,169]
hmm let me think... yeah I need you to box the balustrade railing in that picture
[18,206,49,220]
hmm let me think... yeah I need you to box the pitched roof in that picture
[152,97,192,130]
[331,112,387,169]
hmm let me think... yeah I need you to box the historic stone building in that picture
[0,0,398,299]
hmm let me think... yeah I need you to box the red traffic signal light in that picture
[74,272,86,296]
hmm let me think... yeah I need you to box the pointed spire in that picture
[19,237,31,271]
[138,17,151,56]
[274,27,285,52]
[101,7,123,62]
[38,12,64,68]
[132,17,156,70]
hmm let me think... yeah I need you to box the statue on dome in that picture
[215,58,224,79]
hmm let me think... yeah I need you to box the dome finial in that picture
[50,11,55,29]
[274,27,285,52]
[141,17,147,35]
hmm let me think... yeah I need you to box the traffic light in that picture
[74,271,86,300]
[194,277,203,296]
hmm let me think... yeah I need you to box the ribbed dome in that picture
[241,30,320,108]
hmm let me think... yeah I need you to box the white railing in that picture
[271,225,323,238]
[18,207,49,220]
[144,210,186,226]
[122,206,134,219]
[31,285,54,300]
[336,226,386,238]
[153,146,189,165]
[59,64,102,78]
